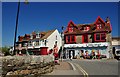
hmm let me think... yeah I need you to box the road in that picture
[67,59,119,77]
[45,59,119,77]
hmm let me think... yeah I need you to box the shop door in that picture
[69,50,75,59]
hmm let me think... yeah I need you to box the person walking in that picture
[70,51,73,61]
[92,50,96,59]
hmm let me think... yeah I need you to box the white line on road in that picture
[74,63,89,77]
[68,62,76,71]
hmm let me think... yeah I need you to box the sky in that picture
[2,2,119,47]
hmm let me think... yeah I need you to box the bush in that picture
[0,46,10,56]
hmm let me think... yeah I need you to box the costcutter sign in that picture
[64,42,109,48]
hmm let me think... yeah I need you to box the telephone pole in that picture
[13,1,20,55]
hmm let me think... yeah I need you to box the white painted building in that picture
[27,29,62,55]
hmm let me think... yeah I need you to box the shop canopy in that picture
[64,42,109,48]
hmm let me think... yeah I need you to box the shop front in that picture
[64,42,110,59]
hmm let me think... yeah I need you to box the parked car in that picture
[114,49,120,60]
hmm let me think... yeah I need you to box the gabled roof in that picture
[40,30,55,40]
[94,16,105,24]
[17,30,56,42]
[64,16,112,35]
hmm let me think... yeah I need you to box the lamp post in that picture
[13,0,20,55]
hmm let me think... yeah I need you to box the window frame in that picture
[68,27,74,32]
[84,26,90,31]
[66,35,76,44]
[97,24,102,29]
[94,33,106,42]
[82,34,88,43]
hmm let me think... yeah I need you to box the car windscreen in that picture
[116,51,120,54]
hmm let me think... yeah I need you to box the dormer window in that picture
[30,34,33,39]
[84,26,90,31]
[97,24,102,29]
[36,33,40,38]
[68,27,73,32]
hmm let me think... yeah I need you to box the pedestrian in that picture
[85,50,89,59]
[92,50,96,59]
[70,51,73,61]
[80,50,85,59]
[97,50,101,59]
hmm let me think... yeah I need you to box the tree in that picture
[0,46,10,56]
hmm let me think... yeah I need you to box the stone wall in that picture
[1,55,55,77]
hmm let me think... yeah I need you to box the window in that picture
[96,34,100,40]
[56,35,57,40]
[94,33,106,41]
[97,24,102,29]
[71,36,74,42]
[101,34,106,40]
[82,34,88,43]
[28,41,32,46]
[68,27,73,32]
[30,34,33,39]
[36,41,39,46]
[36,33,40,38]
[68,36,70,42]
[22,43,27,47]
[84,26,90,31]
[45,40,47,46]
[66,35,76,44]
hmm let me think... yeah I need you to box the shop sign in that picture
[64,42,109,48]
[87,43,108,47]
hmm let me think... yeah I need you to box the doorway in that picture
[69,50,75,59]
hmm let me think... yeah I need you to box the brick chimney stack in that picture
[106,16,110,23]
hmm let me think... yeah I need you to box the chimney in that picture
[106,16,110,23]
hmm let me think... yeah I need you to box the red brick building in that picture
[63,16,113,59]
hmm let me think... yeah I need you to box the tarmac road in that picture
[68,59,119,77]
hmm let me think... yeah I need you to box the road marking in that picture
[68,62,76,71]
[74,63,89,77]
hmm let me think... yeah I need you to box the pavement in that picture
[45,61,82,75]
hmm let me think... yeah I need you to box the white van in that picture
[113,46,120,60]
[115,49,120,60]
